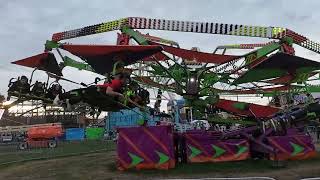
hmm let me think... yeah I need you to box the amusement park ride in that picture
[2,17,320,169]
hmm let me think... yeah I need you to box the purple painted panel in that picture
[117,125,175,170]
[267,133,317,160]
[184,131,250,163]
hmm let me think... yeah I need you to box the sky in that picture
[1,0,320,107]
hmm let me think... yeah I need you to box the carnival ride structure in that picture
[4,17,320,169]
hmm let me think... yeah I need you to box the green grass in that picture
[125,154,320,176]
[0,150,319,179]
[0,142,319,179]
[0,140,115,164]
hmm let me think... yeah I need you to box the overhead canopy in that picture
[228,85,293,94]
[142,52,168,61]
[263,75,295,84]
[233,53,320,85]
[215,99,279,118]
[149,42,239,64]
[132,76,175,90]
[11,52,63,76]
[263,72,318,84]
[61,44,163,75]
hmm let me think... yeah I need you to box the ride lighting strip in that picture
[216,41,276,49]
[51,17,320,54]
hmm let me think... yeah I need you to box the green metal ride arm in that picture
[63,56,95,72]
[121,26,186,89]
[45,40,96,73]
[243,42,282,65]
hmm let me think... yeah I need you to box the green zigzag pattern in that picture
[290,142,304,156]
[156,151,170,165]
[236,145,248,157]
[212,144,226,158]
[128,152,144,167]
[188,145,202,159]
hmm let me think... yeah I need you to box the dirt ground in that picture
[0,151,320,180]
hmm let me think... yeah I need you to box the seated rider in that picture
[46,83,63,100]
[53,71,129,110]
[136,88,150,106]
[7,76,30,100]
[8,76,30,94]
[30,81,46,97]
[96,72,129,99]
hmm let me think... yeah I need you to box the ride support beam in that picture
[63,56,95,72]
[121,27,185,89]
[244,42,281,65]
[121,26,149,45]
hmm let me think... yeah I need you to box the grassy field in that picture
[0,150,319,179]
[0,140,115,165]
[0,142,319,179]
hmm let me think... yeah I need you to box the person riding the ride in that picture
[8,76,30,94]
[96,72,129,100]
[7,75,31,100]
[30,81,46,97]
[53,71,130,111]
[46,83,63,100]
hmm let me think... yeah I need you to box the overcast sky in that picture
[1,0,320,100]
